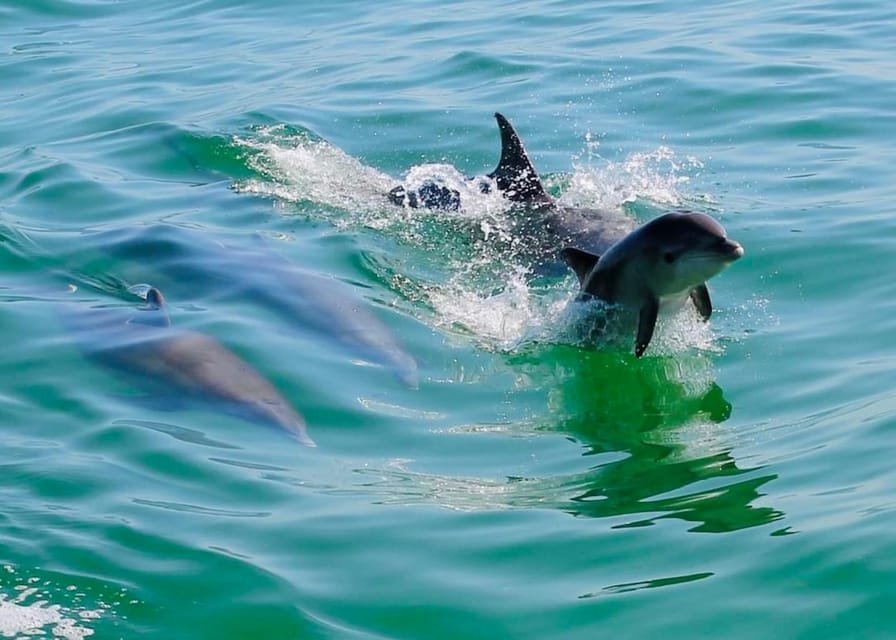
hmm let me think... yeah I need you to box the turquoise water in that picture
[2,0,896,637]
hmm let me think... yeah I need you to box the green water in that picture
[2,1,896,638]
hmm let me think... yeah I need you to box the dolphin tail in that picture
[488,113,552,205]
[388,183,462,211]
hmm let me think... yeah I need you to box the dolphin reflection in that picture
[351,351,783,534]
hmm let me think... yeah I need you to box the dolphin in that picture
[561,213,744,357]
[63,286,316,447]
[82,225,419,388]
[390,113,744,356]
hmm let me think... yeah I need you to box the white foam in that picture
[234,126,394,214]
[0,565,131,639]
[0,591,100,639]
[426,267,562,350]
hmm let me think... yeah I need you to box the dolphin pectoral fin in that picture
[560,247,600,285]
[635,297,659,358]
[488,113,552,205]
[689,284,712,321]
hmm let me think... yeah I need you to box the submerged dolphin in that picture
[64,286,315,447]
[390,112,744,356]
[85,225,419,387]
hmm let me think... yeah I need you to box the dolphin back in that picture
[271,270,419,388]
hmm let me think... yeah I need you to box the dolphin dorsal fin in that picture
[560,247,600,285]
[141,287,171,327]
[488,113,552,205]
[146,287,165,308]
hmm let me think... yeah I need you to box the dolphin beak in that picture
[720,238,744,261]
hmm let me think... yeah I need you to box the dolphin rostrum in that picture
[64,286,316,447]
[390,113,744,356]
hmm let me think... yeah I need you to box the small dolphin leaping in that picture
[390,113,744,357]
[561,212,744,357]
[64,286,315,447]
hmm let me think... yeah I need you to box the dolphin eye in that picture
[663,252,676,264]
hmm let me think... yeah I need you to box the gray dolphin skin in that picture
[64,286,316,447]
[89,226,419,388]
[391,113,744,357]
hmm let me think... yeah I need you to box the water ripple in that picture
[132,499,271,519]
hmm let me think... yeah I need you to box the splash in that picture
[231,125,719,356]
[233,125,395,215]
[425,266,571,351]
[562,145,704,211]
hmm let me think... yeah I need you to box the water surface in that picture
[2,1,895,638]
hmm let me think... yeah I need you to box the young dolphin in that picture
[561,213,744,357]
[65,286,316,447]
[390,113,745,356]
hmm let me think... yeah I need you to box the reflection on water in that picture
[578,571,714,598]
[545,347,783,533]
[118,419,241,450]
[356,347,784,535]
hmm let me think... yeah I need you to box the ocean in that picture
[2,1,895,637]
